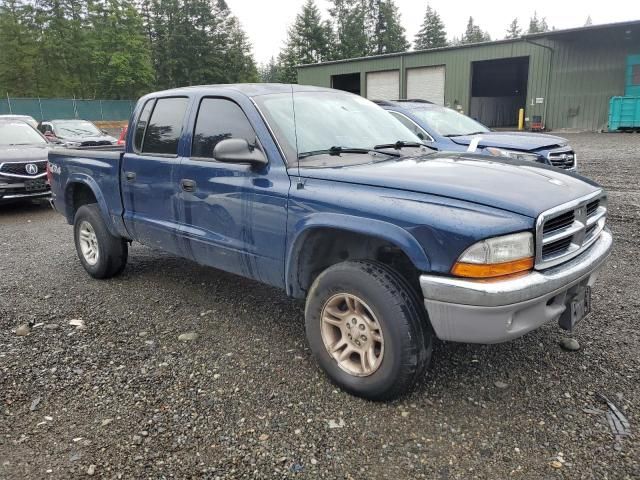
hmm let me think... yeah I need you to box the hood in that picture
[298,153,601,218]
[0,144,49,162]
[448,131,567,151]
[57,134,117,144]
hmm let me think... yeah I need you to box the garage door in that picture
[366,70,399,100]
[406,66,445,105]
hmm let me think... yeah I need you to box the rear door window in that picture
[191,98,256,159]
[388,111,433,142]
[134,99,155,152]
[141,97,189,155]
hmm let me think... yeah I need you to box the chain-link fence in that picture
[0,96,136,121]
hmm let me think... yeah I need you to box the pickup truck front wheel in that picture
[305,260,432,401]
[74,204,128,279]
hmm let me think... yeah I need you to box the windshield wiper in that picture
[298,145,400,159]
[443,131,487,137]
[374,140,438,152]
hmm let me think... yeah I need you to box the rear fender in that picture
[64,175,119,237]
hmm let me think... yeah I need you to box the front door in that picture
[121,96,190,256]
[176,96,290,288]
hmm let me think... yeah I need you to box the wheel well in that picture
[290,228,421,298]
[66,183,97,220]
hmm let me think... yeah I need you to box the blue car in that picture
[375,100,577,171]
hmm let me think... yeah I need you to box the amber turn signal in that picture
[451,257,534,279]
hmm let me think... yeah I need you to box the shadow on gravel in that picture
[112,246,565,402]
[0,199,51,217]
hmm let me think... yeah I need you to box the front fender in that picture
[285,212,431,296]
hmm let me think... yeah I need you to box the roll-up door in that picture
[406,66,445,105]
[366,70,400,100]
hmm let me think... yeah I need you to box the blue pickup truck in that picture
[375,100,577,170]
[48,84,612,400]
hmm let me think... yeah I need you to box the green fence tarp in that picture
[0,97,135,121]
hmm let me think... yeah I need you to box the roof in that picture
[151,83,335,98]
[298,19,640,69]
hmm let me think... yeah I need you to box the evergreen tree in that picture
[329,0,368,59]
[87,0,154,99]
[528,11,549,33]
[369,0,409,55]
[585,15,592,26]
[259,57,280,83]
[33,0,94,97]
[0,0,39,96]
[145,0,257,89]
[222,15,258,83]
[505,18,521,39]
[462,17,490,44]
[278,0,334,83]
[414,5,447,50]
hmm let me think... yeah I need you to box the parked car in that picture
[0,114,39,130]
[0,119,51,203]
[375,100,577,170]
[37,119,117,147]
[116,125,128,146]
[48,85,611,400]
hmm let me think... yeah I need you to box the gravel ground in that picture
[1,133,638,479]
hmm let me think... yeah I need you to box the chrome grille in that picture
[547,149,576,169]
[535,191,607,269]
[0,160,48,178]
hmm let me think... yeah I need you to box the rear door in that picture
[121,96,191,255]
[175,95,290,288]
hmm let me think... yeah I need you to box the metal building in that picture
[297,20,640,131]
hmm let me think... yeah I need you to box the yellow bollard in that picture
[518,108,524,131]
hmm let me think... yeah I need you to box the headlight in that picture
[451,232,534,279]
[485,147,539,163]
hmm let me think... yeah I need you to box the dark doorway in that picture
[470,57,529,128]
[331,73,361,95]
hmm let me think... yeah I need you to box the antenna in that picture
[290,84,302,188]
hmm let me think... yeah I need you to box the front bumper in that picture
[0,179,50,203]
[419,229,612,343]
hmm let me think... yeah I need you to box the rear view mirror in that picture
[213,138,267,166]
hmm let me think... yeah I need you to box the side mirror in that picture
[101,129,109,135]
[213,138,267,166]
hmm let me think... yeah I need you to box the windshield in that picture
[53,120,102,138]
[0,115,38,129]
[410,106,490,137]
[0,122,47,146]
[254,91,421,166]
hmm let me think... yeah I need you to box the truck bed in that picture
[48,147,129,238]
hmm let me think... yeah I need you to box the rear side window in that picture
[388,111,432,141]
[134,99,155,151]
[192,98,256,159]
[142,97,189,155]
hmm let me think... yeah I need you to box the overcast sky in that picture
[225,0,637,64]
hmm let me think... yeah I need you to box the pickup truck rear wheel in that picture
[305,260,432,401]
[73,204,128,279]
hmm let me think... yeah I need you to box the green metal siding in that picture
[298,23,640,131]
[544,34,637,131]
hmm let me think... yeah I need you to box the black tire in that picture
[73,203,128,279]
[305,260,432,401]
